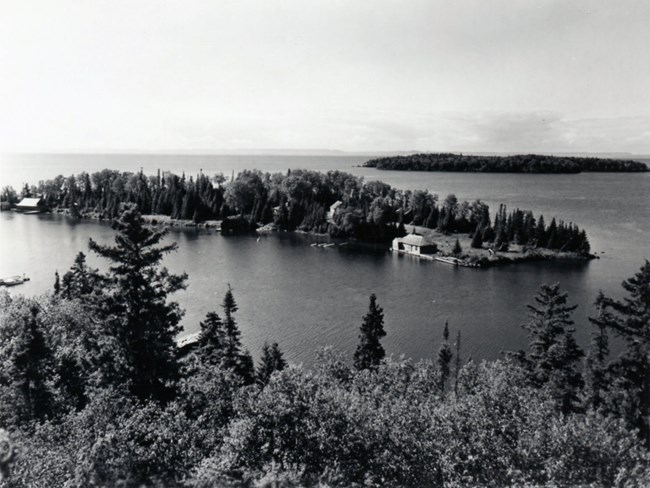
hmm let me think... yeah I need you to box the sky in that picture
[1,0,649,154]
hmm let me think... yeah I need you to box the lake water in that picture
[1,154,649,366]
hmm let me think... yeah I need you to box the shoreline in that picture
[47,207,595,268]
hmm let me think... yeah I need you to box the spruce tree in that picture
[219,285,255,384]
[589,261,650,442]
[585,299,610,411]
[257,342,288,386]
[89,203,187,401]
[454,330,462,397]
[353,294,387,370]
[198,312,226,366]
[4,305,55,422]
[60,252,103,300]
[437,321,453,394]
[53,271,61,295]
[508,283,584,413]
[470,230,483,249]
[452,238,462,255]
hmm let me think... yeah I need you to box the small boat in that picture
[321,243,335,248]
[310,243,319,247]
[0,275,30,286]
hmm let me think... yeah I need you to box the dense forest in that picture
[1,168,591,253]
[0,204,648,486]
[363,153,649,173]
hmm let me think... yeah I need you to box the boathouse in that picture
[15,197,47,213]
[392,233,438,256]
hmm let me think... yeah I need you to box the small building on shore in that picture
[391,233,438,256]
[15,197,47,213]
[327,200,343,223]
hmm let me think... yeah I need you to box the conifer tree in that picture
[508,283,584,413]
[219,286,255,384]
[454,329,462,397]
[257,342,287,386]
[452,238,462,255]
[89,203,187,401]
[589,261,650,442]
[4,305,55,422]
[437,321,453,394]
[198,312,226,366]
[60,252,103,300]
[585,298,610,411]
[353,294,386,370]
[470,229,483,249]
[53,271,61,295]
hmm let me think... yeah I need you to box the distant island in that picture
[363,153,649,173]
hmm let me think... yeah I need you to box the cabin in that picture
[14,197,47,213]
[392,233,438,256]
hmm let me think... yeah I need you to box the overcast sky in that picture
[1,0,649,154]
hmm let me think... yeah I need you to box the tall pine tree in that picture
[256,342,287,386]
[89,203,187,401]
[353,294,386,370]
[220,285,255,384]
[589,261,650,443]
[508,283,584,413]
[437,321,453,395]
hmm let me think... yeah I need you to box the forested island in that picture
[1,167,593,266]
[0,203,649,486]
[363,152,649,173]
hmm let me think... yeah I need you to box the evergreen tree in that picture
[452,238,462,255]
[508,283,584,413]
[53,271,61,295]
[589,261,650,442]
[454,329,462,397]
[197,312,225,366]
[353,294,387,370]
[256,342,287,386]
[60,252,103,300]
[89,203,187,402]
[238,350,256,386]
[219,286,255,384]
[3,306,55,422]
[584,297,610,411]
[437,321,453,394]
[470,230,483,249]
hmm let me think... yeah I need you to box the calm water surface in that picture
[1,154,648,366]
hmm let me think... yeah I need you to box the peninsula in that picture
[363,153,649,173]
[3,168,594,267]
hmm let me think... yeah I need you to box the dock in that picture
[0,275,30,287]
